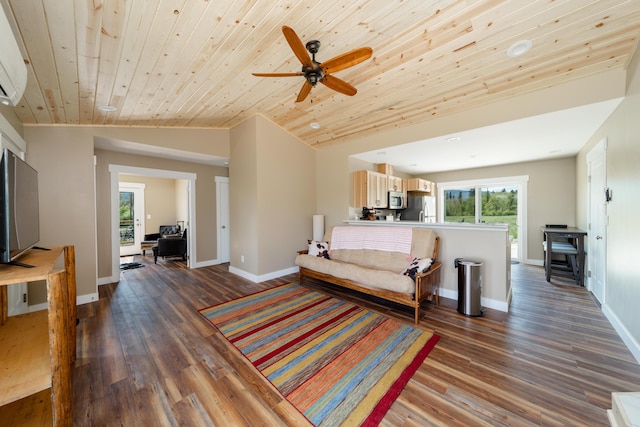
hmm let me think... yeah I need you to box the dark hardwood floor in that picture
[72,255,640,426]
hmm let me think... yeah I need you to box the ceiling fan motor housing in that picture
[304,40,323,85]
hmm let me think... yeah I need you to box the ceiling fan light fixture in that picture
[507,40,532,58]
[307,73,321,86]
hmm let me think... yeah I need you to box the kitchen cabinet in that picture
[387,175,405,192]
[353,170,388,208]
[407,178,435,193]
[0,246,76,426]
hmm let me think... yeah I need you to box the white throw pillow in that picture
[402,257,433,280]
[308,240,330,259]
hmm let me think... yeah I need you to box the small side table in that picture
[140,241,156,255]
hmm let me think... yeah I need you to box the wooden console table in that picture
[0,246,76,426]
[541,227,587,286]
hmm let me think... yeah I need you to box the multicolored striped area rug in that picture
[198,283,440,426]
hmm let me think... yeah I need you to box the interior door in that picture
[119,183,145,257]
[217,177,230,263]
[588,141,607,304]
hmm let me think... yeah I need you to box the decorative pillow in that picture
[307,240,330,259]
[402,257,434,280]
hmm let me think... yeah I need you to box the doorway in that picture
[109,165,197,281]
[119,183,145,256]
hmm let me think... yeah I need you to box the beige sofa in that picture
[295,226,441,324]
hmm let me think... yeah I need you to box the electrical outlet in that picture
[241,255,245,263]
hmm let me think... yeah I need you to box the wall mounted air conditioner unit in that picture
[0,5,27,106]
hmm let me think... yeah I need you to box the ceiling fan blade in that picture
[296,81,313,102]
[282,26,313,68]
[252,72,304,77]
[321,74,357,96]
[321,47,372,74]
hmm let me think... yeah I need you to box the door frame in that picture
[109,164,197,281]
[586,138,607,304]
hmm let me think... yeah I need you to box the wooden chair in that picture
[543,239,579,282]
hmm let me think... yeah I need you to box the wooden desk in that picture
[541,227,587,286]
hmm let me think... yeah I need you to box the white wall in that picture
[576,47,640,361]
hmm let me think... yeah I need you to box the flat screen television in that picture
[0,148,40,264]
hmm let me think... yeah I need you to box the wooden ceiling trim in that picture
[109,0,165,123]
[94,0,131,125]
[41,0,79,124]
[71,0,104,124]
[116,1,186,123]
[10,0,63,124]
[153,1,280,126]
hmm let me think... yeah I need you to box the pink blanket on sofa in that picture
[330,226,413,254]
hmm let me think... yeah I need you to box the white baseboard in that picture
[77,292,99,305]
[97,275,118,286]
[28,302,48,313]
[229,265,299,283]
[603,304,640,364]
[27,290,99,314]
[439,288,510,313]
[190,258,221,269]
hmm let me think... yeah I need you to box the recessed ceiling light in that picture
[445,137,461,143]
[409,163,418,167]
[377,151,387,156]
[310,122,321,129]
[507,40,532,58]
[98,105,117,112]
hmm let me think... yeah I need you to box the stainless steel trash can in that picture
[454,258,484,317]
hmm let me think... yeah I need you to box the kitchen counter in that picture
[341,219,511,312]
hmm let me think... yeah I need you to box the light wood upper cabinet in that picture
[387,176,404,192]
[407,178,435,193]
[353,170,388,208]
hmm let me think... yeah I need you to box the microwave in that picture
[388,191,405,209]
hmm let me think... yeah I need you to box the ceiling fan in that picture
[253,26,372,102]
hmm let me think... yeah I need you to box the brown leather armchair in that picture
[152,229,187,264]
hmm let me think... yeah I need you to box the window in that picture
[439,176,528,261]
[119,191,135,246]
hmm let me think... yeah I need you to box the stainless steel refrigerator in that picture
[403,195,436,222]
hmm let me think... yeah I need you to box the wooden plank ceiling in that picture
[2,0,640,147]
